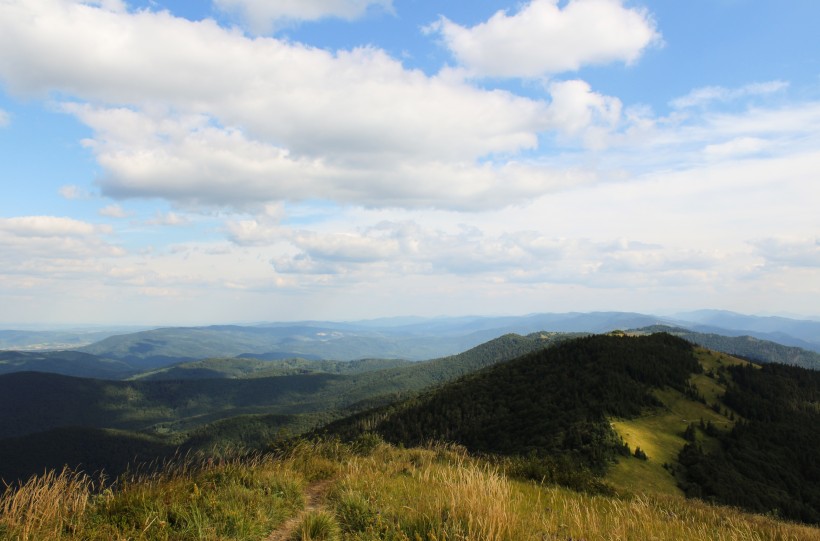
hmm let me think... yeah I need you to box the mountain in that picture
[0,350,134,379]
[0,332,557,442]
[76,324,489,366]
[0,327,146,351]
[3,329,820,526]
[324,333,700,468]
[673,309,820,352]
[128,357,412,381]
[72,313,667,367]
[323,333,820,523]
[633,325,820,370]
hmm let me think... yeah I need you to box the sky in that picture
[0,0,818,326]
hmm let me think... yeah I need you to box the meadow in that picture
[2,438,818,541]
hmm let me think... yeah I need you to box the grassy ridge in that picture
[2,438,818,540]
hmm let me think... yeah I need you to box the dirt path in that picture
[265,479,334,541]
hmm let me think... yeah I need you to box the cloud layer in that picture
[0,1,818,323]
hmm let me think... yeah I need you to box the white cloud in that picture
[703,137,768,159]
[0,108,9,127]
[546,79,622,147]
[0,215,107,237]
[239,219,728,289]
[215,0,392,33]
[59,184,89,200]
[98,204,130,218]
[0,1,584,211]
[65,104,591,210]
[670,80,788,109]
[427,0,659,78]
[0,216,123,265]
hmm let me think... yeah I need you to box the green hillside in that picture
[324,334,699,469]
[0,333,557,482]
[677,361,820,523]
[5,330,819,525]
[324,333,820,523]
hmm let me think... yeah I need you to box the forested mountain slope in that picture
[324,334,700,469]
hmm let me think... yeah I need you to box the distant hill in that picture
[0,332,557,442]
[634,325,820,370]
[0,311,779,372]
[0,350,134,379]
[673,310,820,352]
[0,328,144,351]
[72,313,672,367]
[129,357,412,381]
[76,324,491,365]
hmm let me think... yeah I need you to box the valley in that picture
[1,314,820,538]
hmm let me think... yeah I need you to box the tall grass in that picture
[0,467,92,540]
[0,453,304,540]
[1,439,819,541]
[328,441,820,541]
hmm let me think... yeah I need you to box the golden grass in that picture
[0,467,92,540]
[2,439,819,541]
[327,442,820,541]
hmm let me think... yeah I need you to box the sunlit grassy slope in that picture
[2,439,818,541]
[608,347,750,496]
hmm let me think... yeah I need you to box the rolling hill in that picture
[633,325,820,370]
[0,350,134,379]
[323,333,820,523]
[0,332,559,481]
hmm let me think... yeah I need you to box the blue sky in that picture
[0,0,818,326]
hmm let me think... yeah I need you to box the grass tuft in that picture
[292,510,341,541]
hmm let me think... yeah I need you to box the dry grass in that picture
[0,467,93,540]
[1,439,819,541]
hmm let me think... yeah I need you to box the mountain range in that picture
[2,311,820,528]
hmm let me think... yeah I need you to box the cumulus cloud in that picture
[547,79,622,147]
[215,0,392,33]
[65,104,591,210]
[670,80,789,109]
[427,0,659,78]
[0,1,589,210]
